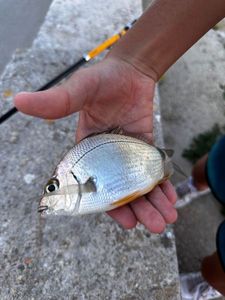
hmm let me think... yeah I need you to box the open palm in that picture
[15,57,177,232]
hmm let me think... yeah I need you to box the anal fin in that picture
[112,191,142,207]
[111,182,157,208]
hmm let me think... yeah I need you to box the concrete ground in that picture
[159,27,225,298]
[0,1,180,299]
[0,0,52,74]
[1,0,225,298]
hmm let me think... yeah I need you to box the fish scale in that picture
[40,134,173,215]
[74,140,163,214]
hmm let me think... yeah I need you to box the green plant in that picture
[182,124,225,164]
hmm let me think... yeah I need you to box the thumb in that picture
[14,68,97,119]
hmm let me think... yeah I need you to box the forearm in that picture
[108,0,225,81]
[202,252,225,295]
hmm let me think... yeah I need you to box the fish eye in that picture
[45,178,59,194]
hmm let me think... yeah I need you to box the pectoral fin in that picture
[81,177,97,193]
[70,170,96,193]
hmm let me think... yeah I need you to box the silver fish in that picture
[39,134,173,215]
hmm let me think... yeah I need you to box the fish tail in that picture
[157,147,174,179]
[164,159,174,179]
[173,162,187,178]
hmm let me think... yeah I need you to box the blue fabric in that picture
[206,136,225,271]
[207,136,225,205]
[216,221,225,273]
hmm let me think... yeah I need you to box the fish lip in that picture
[38,205,49,213]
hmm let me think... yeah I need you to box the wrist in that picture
[107,52,158,82]
[108,0,225,82]
[104,54,157,86]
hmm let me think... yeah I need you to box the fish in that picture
[38,133,173,216]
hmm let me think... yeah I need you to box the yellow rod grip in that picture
[86,29,127,60]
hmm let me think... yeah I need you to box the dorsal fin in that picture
[80,128,152,145]
[128,133,152,144]
[80,127,124,141]
[106,127,124,135]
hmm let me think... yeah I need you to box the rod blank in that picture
[0,20,136,125]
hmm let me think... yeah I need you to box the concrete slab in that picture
[160,30,225,182]
[159,29,225,299]
[0,0,52,74]
[0,0,180,299]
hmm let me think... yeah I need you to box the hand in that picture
[14,57,177,233]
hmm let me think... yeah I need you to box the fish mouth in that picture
[38,205,49,213]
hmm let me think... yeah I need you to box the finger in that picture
[75,110,104,143]
[146,186,177,224]
[14,68,97,119]
[159,180,177,205]
[107,205,137,229]
[130,196,166,233]
[122,121,153,144]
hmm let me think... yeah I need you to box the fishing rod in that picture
[0,19,136,125]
